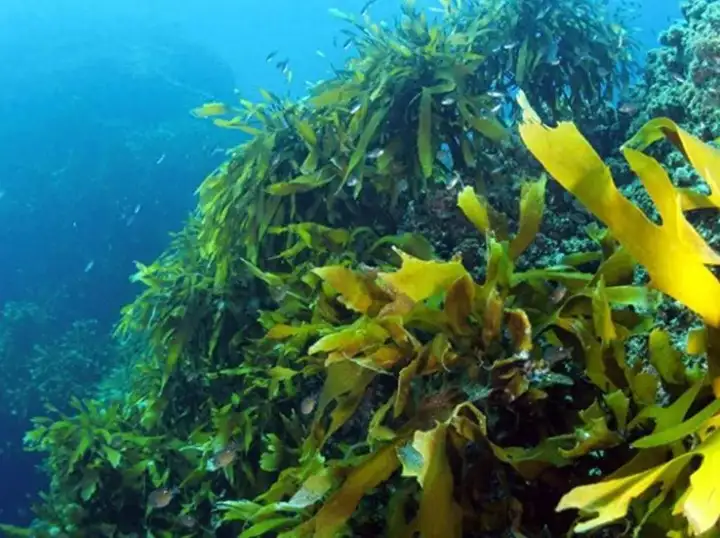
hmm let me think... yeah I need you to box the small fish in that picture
[549,283,567,304]
[350,102,362,114]
[440,96,455,106]
[270,285,289,303]
[208,442,239,471]
[155,154,166,165]
[148,487,179,509]
[618,102,638,115]
[437,145,453,168]
[536,5,551,19]
[490,103,502,114]
[300,394,317,415]
[177,514,196,529]
[671,73,685,84]
[486,91,505,99]
[347,176,359,188]
[367,148,385,159]
[133,204,142,214]
[276,60,293,83]
[545,40,560,66]
[446,172,462,191]
[543,346,573,366]
[84,260,95,273]
[316,50,326,58]
[503,41,519,50]
[357,262,379,278]
[266,50,278,63]
[342,37,354,50]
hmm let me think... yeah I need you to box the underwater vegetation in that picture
[5,1,720,537]
[449,0,638,122]
[0,302,123,425]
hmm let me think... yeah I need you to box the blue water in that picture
[0,0,684,527]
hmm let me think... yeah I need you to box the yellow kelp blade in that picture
[444,274,475,334]
[509,176,547,260]
[312,265,373,314]
[557,451,689,533]
[623,147,720,266]
[378,248,468,303]
[674,416,720,534]
[457,186,490,235]
[648,328,686,386]
[622,117,720,211]
[308,318,389,357]
[398,424,462,538]
[295,443,401,538]
[190,101,228,118]
[517,93,720,327]
[558,418,720,535]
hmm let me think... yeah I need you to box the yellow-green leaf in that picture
[300,443,401,538]
[418,88,433,178]
[266,174,331,196]
[378,248,468,303]
[509,176,547,260]
[345,108,386,182]
[648,328,686,386]
[518,91,720,327]
[457,186,490,235]
[191,101,228,117]
[313,265,373,314]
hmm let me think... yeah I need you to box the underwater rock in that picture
[634,0,720,139]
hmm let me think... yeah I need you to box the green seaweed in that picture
[15,2,718,538]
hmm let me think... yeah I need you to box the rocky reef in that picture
[3,2,720,538]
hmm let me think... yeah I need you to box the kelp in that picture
[517,91,720,535]
[446,0,638,123]
[558,388,720,535]
[211,168,700,537]
[623,117,720,211]
[19,2,720,538]
[196,1,510,280]
[518,91,720,327]
[456,175,546,261]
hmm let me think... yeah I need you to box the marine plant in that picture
[203,107,720,536]
[8,2,720,538]
[0,301,118,425]
[518,94,720,536]
[195,0,514,279]
[444,0,638,124]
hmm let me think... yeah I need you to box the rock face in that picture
[626,0,720,215]
[636,0,720,142]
